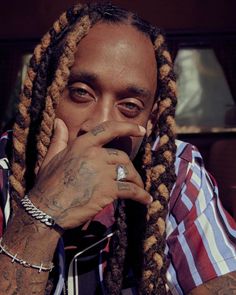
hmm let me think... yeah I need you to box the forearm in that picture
[188,271,236,294]
[0,206,60,295]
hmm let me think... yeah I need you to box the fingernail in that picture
[148,195,153,204]
[138,125,146,135]
[54,118,58,130]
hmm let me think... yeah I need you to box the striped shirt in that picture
[0,132,236,294]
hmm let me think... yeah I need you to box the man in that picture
[0,2,236,294]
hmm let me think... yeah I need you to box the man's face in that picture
[56,22,157,159]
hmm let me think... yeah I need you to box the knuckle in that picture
[121,153,130,165]
[129,183,138,196]
[83,146,96,158]
[88,146,99,158]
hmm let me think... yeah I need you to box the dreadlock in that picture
[10,2,177,294]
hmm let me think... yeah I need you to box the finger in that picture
[115,181,152,205]
[98,148,144,188]
[75,121,146,149]
[111,163,144,189]
[103,148,129,164]
[41,118,69,169]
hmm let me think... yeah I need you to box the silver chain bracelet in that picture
[21,195,64,233]
[0,238,54,272]
[21,195,57,227]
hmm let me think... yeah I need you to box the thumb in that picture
[41,118,69,169]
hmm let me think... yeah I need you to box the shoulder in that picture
[175,139,204,168]
[166,140,236,294]
[170,139,215,219]
[174,139,209,196]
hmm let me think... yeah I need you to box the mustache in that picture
[77,129,132,156]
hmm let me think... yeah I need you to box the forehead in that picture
[71,22,157,95]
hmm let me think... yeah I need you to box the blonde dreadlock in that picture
[35,15,91,172]
[10,3,88,198]
[140,35,177,294]
[10,3,177,294]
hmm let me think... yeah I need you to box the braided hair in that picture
[10,2,177,294]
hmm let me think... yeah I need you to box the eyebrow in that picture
[68,71,98,85]
[68,70,153,100]
[124,85,153,100]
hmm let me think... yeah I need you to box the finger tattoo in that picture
[106,148,119,156]
[91,125,105,136]
[117,182,131,191]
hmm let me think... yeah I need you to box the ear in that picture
[147,101,158,137]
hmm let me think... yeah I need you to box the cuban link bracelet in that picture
[21,195,63,231]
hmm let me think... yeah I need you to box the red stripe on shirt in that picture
[168,233,195,292]
[185,219,217,284]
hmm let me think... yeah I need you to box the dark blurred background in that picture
[1,0,236,38]
[0,0,236,218]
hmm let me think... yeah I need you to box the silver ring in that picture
[116,165,128,181]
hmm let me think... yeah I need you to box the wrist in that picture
[21,195,65,235]
[2,205,61,262]
[0,237,54,273]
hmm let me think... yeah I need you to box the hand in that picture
[29,119,152,230]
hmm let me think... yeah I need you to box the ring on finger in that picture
[116,164,128,181]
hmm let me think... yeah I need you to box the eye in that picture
[68,85,95,103]
[117,101,144,118]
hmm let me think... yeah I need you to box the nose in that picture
[80,97,115,132]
